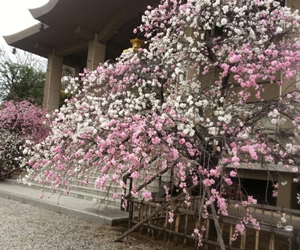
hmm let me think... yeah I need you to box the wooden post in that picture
[128,198,134,229]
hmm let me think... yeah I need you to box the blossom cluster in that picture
[0,101,50,176]
[0,100,50,142]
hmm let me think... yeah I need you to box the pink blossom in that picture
[224,178,233,185]
[230,170,237,177]
[203,179,215,187]
[142,190,152,201]
[179,138,185,144]
[151,137,161,144]
[247,196,257,204]
[130,171,140,179]
[257,54,265,61]
[255,91,260,99]
[232,223,246,241]
[283,165,289,169]
[168,211,174,223]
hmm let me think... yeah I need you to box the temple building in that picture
[3,0,300,209]
[4,0,159,110]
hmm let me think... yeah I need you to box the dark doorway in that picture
[241,178,277,206]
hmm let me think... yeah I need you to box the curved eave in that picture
[3,23,51,58]
[25,0,161,41]
[29,0,59,21]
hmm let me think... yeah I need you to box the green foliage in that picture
[59,90,72,107]
[0,60,46,106]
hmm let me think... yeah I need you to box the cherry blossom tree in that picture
[0,101,50,178]
[22,0,300,246]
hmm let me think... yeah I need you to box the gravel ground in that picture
[0,197,166,250]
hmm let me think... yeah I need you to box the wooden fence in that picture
[122,196,299,250]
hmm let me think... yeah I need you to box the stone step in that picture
[9,170,166,208]
[0,180,129,226]
[12,171,130,190]
[5,178,123,209]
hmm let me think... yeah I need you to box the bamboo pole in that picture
[115,185,197,242]
[175,212,180,245]
[183,214,188,246]
[215,223,224,250]
[139,204,145,234]
[164,210,168,242]
[207,189,226,250]
[147,205,151,236]
[269,233,274,250]
[255,230,259,250]
[204,219,210,250]
[240,233,246,250]
[229,224,233,247]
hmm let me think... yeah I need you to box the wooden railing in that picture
[125,196,298,250]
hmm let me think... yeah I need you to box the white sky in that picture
[0,0,49,46]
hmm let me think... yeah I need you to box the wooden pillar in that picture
[87,34,106,70]
[43,49,63,111]
[287,0,300,11]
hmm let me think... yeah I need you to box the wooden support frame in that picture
[123,195,296,250]
[115,184,198,242]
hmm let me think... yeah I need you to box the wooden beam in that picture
[34,42,52,53]
[56,40,88,56]
[75,25,95,40]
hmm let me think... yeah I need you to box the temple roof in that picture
[4,0,159,61]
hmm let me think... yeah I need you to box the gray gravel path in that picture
[0,197,164,250]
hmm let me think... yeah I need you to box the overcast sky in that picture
[0,0,49,46]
